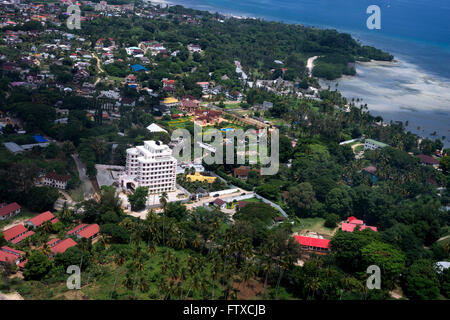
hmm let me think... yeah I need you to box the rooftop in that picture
[27,211,55,227]
[3,224,27,241]
[294,236,330,249]
[0,202,21,217]
[77,224,100,239]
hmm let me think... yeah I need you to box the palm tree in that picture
[159,192,168,246]
[241,261,256,291]
[61,201,72,222]
[261,258,274,298]
[110,251,126,299]
[41,243,52,257]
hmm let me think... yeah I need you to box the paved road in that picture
[72,154,95,198]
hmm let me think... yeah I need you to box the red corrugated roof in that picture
[11,231,35,244]
[47,238,61,247]
[1,246,25,256]
[0,251,19,264]
[28,211,55,227]
[66,223,87,236]
[18,259,28,269]
[347,216,357,222]
[51,238,77,255]
[0,202,21,217]
[77,224,100,239]
[350,219,364,225]
[294,236,330,249]
[3,224,27,241]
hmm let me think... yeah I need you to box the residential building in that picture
[364,139,389,150]
[233,166,260,180]
[0,202,21,220]
[212,198,226,210]
[153,104,171,116]
[416,154,439,167]
[341,216,378,232]
[120,140,177,194]
[43,172,71,189]
[180,99,200,113]
[162,97,179,107]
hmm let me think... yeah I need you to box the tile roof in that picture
[3,224,27,241]
[27,211,55,227]
[51,238,77,255]
[416,154,439,165]
[11,231,35,244]
[77,224,100,239]
[66,223,88,236]
[0,251,19,264]
[45,172,71,182]
[0,202,21,217]
[1,246,25,257]
[213,198,226,206]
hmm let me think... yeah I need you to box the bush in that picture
[324,213,340,228]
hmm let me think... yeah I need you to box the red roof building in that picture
[341,217,378,233]
[76,224,100,240]
[66,224,88,236]
[0,202,21,220]
[25,211,55,228]
[18,259,28,269]
[3,224,28,242]
[341,223,377,232]
[1,246,25,257]
[51,238,77,255]
[212,198,226,208]
[416,154,439,166]
[294,236,330,253]
[47,238,61,247]
[0,251,20,264]
[0,246,25,265]
[11,231,35,244]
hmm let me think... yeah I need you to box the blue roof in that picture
[130,64,148,72]
[33,135,48,143]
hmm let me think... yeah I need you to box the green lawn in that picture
[292,217,335,238]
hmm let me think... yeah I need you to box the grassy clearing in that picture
[292,217,335,238]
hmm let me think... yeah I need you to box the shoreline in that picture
[146,0,449,146]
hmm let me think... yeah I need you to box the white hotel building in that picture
[119,141,177,194]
